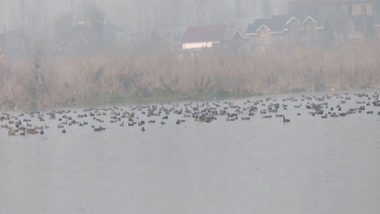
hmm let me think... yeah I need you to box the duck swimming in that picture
[94,126,106,132]
[283,116,290,123]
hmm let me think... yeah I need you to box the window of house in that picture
[362,4,367,15]
[259,28,271,37]
[348,5,353,15]
[366,3,373,15]
[289,20,299,33]
[352,4,362,16]
[303,19,316,33]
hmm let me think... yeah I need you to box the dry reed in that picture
[0,40,379,110]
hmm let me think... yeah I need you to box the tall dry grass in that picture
[0,40,380,110]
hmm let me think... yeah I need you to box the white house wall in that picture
[182,41,219,50]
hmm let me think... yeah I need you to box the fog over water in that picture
[0,91,380,214]
[1,0,380,213]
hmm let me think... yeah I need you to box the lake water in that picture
[0,91,380,214]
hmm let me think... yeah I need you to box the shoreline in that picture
[1,87,378,113]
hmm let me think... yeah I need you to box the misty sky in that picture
[0,0,288,40]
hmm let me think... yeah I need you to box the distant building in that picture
[181,25,246,51]
[0,31,30,58]
[288,0,378,43]
[376,22,380,36]
[288,0,377,18]
[54,20,123,56]
[348,15,376,40]
[246,15,324,49]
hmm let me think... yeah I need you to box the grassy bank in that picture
[1,40,380,111]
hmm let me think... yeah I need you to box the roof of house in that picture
[246,15,291,34]
[181,25,236,43]
[224,27,246,40]
[246,15,323,34]
[103,20,123,33]
[289,0,373,7]
[301,15,323,25]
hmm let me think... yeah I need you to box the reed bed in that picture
[0,40,380,110]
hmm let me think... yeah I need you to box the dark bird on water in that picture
[283,116,290,123]
[94,126,106,132]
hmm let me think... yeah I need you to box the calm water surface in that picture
[0,92,380,214]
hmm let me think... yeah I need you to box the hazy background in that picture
[0,0,379,111]
[1,2,379,214]
[0,0,287,42]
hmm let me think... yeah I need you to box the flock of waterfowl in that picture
[1,91,379,137]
